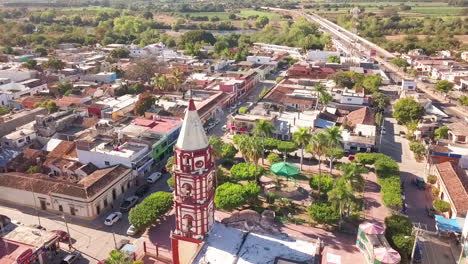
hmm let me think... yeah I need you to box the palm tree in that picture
[152,74,169,91]
[324,126,343,174]
[307,132,328,174]
[245,137,263,182]
[105,250,142,264]
[171,67,183,91]
[293,127,312,171]
[253,120,275,165]
[328,176,354,227]
[313,84,333,110]
[340,163,368,192]
[235,135,252,162]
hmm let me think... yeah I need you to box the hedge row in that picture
[355,153,402,209]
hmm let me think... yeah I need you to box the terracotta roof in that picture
[346,107,375,127]
[435,161,468,214]
[47,141,76,159]
[447,122,468,136]
[0,165,131,199]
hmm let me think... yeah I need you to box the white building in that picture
[76,135,153,176]
[0,82,48,107]
[95,94,138,120]
[246,56,279,67]
[0,165,133,219]
[0,70,36,82]
[306,50,341,62]
[401,79,417,91]
[334,88,366,105]
[82,72,117,84]
[1,127,36,149]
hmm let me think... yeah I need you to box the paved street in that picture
[0,172,173,264]
[379,114,436,231]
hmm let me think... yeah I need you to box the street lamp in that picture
[62,215,73,251]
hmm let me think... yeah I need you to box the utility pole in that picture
[29,179,42,226]
[62,215,73,251]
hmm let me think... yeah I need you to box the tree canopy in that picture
[392,97,424,124]
[434,80,454,94]
[128,192,173,230]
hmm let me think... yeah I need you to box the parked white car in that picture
[104,212,122,226]
[147,172,162,183]
[126,225,138,236]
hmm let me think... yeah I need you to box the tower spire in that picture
[175,99,208,151]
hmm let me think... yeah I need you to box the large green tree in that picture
[393,97,424,124]
[128,192,173,230]
[435,80,454,94]
[214,182,247,211]
[434,126,449,140]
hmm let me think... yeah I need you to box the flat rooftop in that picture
[90,141,147,158]
[194,223,316,264]
[1,224,56,248]
[3,128,35,141]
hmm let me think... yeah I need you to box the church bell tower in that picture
[171,99,215,264]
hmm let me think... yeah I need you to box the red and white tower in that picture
[171,99,215,264]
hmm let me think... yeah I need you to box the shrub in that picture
[215,182,261,211]
[243,182,261,203]
[433,200,450,213]
[307,202,340,225]
[221,143,238,160]
[309,174,334,194]
[215,183,246,211]
[230,162,264,181]
[238,107,248,114]
[267,153,281,165]
[264,138,280,150]
[385,215,414,260]
[409,141,426,159]
[427,175,437,184]
[431,186,440,197]
[167,176,174,188]
[266,192,276,204]
[385,215,412,237]
[129,192,173,230]
[356,153,402,208]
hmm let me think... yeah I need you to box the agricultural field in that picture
[308,1,464,17]
[385,34,468,45]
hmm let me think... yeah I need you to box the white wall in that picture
[306,50,341,62]
[355,124,376,137]
[340,95,364,105]
[77,149,133,169]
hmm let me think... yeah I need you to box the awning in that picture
[435,215,462,232]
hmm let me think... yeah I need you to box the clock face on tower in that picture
[195,160,204,168]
